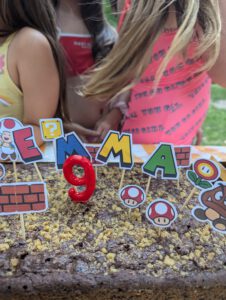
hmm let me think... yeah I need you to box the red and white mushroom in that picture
[0,118,23,132]
[0,118,23,161]
[146,200,177,227]
[120,185,145,208]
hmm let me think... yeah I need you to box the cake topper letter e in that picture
[13,127,43,163]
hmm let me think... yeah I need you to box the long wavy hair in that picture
[0,0,68,120]
[83,0,221,101]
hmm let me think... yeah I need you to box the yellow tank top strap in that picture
[0,33,16,55]
[0,33,22,96]
[0,32,23,121]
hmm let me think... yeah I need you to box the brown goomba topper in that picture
[192,182,226,233]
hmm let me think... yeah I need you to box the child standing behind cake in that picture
[83,0,226,145]
[53,0,124,142]
[0,0,66,146]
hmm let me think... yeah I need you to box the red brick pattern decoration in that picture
[87,145,120,167]
[0,182,48,215]
[174,146,191,168]
[86,145,104,166]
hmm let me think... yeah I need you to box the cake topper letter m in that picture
[96,131,133,169]
[55,132,90,170]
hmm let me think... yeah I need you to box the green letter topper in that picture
[142,143,179,180]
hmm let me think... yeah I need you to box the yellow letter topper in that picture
[96,131,133,169]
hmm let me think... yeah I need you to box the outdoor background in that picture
[104,2,226,146]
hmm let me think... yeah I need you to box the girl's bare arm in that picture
[94,90,130,142]
[14,28,59,146]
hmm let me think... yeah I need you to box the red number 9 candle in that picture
[63,155,96,204]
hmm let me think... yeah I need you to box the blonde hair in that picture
[82,0,221,101]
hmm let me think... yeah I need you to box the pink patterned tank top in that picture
[119,0,211,145]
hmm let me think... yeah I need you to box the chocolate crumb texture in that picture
[0,163,225,300]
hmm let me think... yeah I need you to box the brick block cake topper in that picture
[0,182,48,215]
[86,145,104,166]
[174,146,191,168]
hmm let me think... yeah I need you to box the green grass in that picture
[104,0,117,26]
[202,85,226,146]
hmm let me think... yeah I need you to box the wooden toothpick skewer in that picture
[146,177,151,195]
[34,162,50,196]
[95,166,98,180]
[34,162,44,182]
[128,209,131,217]
[119,169,126,190]
[60,170,65,188]
[158,227,161,237]
[181,186,197,210]
[13,161,26,239]
[177,168,181,189]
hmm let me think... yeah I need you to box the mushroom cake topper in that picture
[146,199,178,228]
[119,185,146,209]
[187,159,220,190]
[192,182,226,234]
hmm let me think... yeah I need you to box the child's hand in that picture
[95,117,114,142]
[95,108,123,142]
[195,128,203,145]
[64,122,99,143]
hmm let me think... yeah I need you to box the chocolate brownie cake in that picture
[0,163,226,300]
